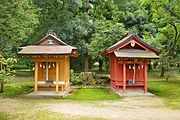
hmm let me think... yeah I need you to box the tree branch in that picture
[162,0,179,20]
[167,22,179,54]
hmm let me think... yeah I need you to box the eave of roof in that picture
[18,45,77,55]
[114,49,159,59]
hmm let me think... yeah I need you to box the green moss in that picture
[0,112,11,120]
[148,80,180,109]
[65,88,121,101]
[1,111,106,120]
[0,82,33,98]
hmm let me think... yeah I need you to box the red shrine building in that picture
[103,34,159,92]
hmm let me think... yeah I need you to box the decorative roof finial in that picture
[46,30,56,36]
[128,28,137,35]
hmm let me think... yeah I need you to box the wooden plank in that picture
[34,61,38,92]
[56,62,59,93]
[114,56,118,82]
[40,37,59,45]
[48,62,56,81]
[61,85,64,91]
[59,58,63,81]
[33,55,71,92]
[144,63,148,92]
[118,61,150,64]
[67,56,70,80]
[123,63,126,92]
[34,56,66,62]
[106,37,155,54]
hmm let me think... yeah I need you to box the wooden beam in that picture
[144,63,148,92]
[67,81,70,88]
[61,85,64,91]
[45,62,48,81]
[35,59,63,62]
[56,62,59,93]
[123,63,126,92]
[118,60,150,64]
[34,61,38,92]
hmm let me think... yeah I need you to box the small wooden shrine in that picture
[103,34,159,92]
[18,32,78,93]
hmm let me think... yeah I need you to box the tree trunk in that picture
[160,65,165,77]
[0,82,4,93]
[98,59,103,71]
[83,53,89,72]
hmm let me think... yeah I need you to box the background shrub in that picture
[70,70,109,85]
[70,70,83,85]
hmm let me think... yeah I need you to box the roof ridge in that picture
[34,34,68,45]
[105,34,158,54]
[106,34,135,51]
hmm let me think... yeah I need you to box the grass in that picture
[0,72,33,98]
[1,69,180,108]
[148,69,180,109]
[0,111,106,120]
[65,88,120,101]
[0,69,180,120]
[0,112,11,120]
[148,81,180,109]
[1,82,33,98]
[1,70,120,101]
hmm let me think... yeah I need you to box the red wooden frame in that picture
[105,34,158,92]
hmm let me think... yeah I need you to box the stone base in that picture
[111,87,155,97]
[27,87,72,97]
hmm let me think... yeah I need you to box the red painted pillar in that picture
[123,63,126,92]
[144,63,147,92]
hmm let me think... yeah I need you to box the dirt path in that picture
[0,96,180,120]
[45,96,180,120]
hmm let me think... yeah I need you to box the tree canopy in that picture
[0,0,39,57]
[0,0,179,76]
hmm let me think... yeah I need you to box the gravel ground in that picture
[0,96,180,120]
[46,96,180,120]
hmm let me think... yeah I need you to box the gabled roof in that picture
[35,34,68,45]
[18,33,78,56]
[103,34,158,56]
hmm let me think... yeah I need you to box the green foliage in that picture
[70,70,97,85]
[33,0,95,70]
[0,0,179,75]
[0,0,39,57]
[141,0,180,77]
[33,0,94,52]
[90,20,127,59]
[70,69,83,85]
[15,57,34,69]
[70,70,109,85]
[0,55,17,83]
[96,74,109,85]
[78,72,97,85]
[66,88,120,101]
[159,55,176,81]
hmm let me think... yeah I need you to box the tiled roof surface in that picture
[114,49,159,59]
[18,45,77,55]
